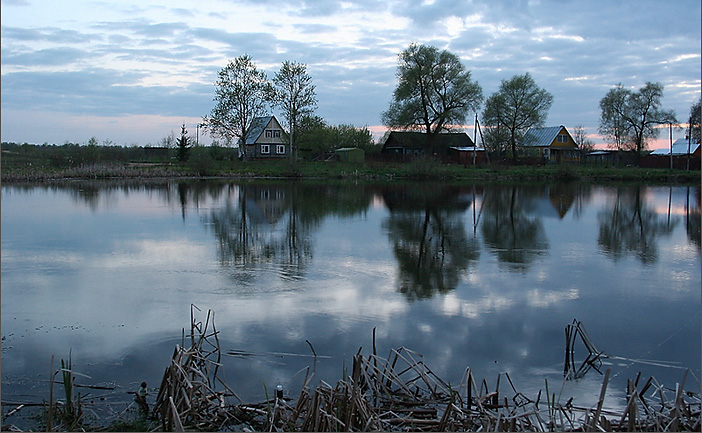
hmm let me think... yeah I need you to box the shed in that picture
[335,147,365,163]
[448,146,486,165]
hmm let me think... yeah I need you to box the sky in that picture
[1,0,700,149]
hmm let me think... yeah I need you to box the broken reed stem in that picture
[149,310,700,432]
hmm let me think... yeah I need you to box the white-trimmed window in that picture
[260,144,270,154]
[265,129,281,138]
[557,134,568,143]
[276,145,286,154]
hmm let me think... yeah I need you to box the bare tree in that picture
[690,97,701,142]
[159,131,176,148]
[573,125,595,163]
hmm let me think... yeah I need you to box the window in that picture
[557,134,568,143]
[260,144,270,154]
[276,145,286,154]
[265,129,281,138]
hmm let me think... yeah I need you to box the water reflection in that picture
[380,184,480,300]
[1,180,700,430]
[200,182,375,283]
[481,185,549,271]
[597,186,678,264]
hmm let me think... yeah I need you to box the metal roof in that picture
[244,116,274,145]
[383,131,473,148]
[650,138,700,155]
[521,125,567,147]
[449,146,484,152]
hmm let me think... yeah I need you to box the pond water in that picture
[1,180,700,427]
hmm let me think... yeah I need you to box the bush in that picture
[187,147,216,176]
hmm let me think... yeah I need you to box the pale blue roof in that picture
[244,116,274,145]
[522,125,568,147]
[650,138,700,155]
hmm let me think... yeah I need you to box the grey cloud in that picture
[0,69,212,118]
[1,25,101,44]
[0,0,30,6]
[252,0,387,17]
[171,8,195,18]
[296,23,338,34]
[1,47,91,67]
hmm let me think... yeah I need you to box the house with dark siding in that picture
[380,131,474,160]
[241,116,288,160]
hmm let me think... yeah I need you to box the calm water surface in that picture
[1,180,700,424]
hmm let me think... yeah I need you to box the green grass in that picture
[2,148,699,184]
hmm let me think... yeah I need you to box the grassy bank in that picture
[3,142,700,183]
[2,157,700,184]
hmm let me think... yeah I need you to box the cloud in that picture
[1,46,92,67]
[0,0,699,145]
[0,68,212,117]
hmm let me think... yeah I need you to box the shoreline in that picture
[2,161,700,185]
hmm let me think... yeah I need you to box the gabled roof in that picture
[521,125,570,147]
[650,138,701,155]
[244,116,274,145]
[383,131,473,148]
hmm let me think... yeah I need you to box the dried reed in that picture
[152,310,700,432]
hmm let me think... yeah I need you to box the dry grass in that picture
[152,307,701,432]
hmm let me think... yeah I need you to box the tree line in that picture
[204,42,699,165]
[201,56,376,161]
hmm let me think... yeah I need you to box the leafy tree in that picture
[598,85,628,151]
[296,115,335,155]
[176,123,191,162]
[690,97,701,142]
[382,43,483,144]
[482,73,553,161]
[598,82,677,163]
[271,61,317,160]
[296,116,376,158]
[334,124,375,152]
[203,55,272,160]
[482,122,511,160]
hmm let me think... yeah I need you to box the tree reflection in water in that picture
[597,186,678,264]
[481,185,549,271]
[202,182,375,283]
[382,184,480,300]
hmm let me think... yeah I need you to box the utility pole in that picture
[669,123,673,170]
[686,116,692,171]
[473,113,478,167]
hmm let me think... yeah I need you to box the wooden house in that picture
[241,116,288,160]
[380,131,474,161]
[520,125,579,163]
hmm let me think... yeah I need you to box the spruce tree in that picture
[176,123,191,162]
